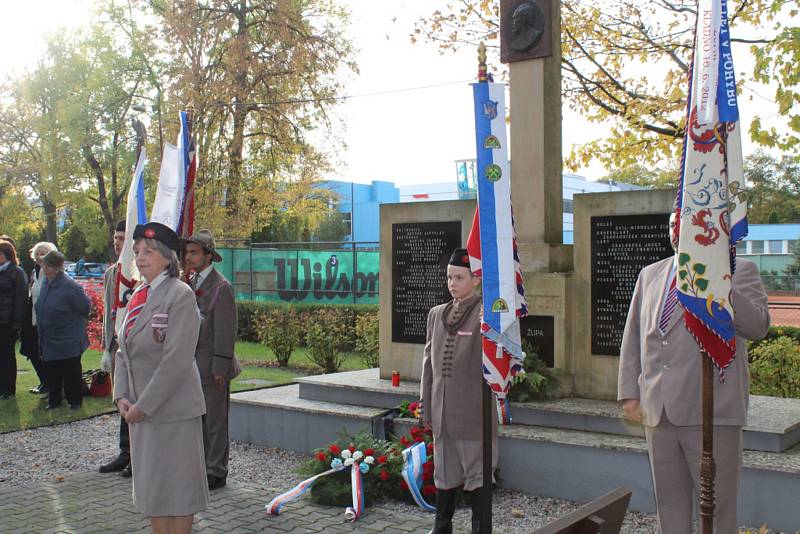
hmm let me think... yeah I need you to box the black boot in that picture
[468,486,487,534]
[431,488,457,534]
[99,455,129,473]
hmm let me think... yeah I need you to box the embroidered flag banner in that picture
[676,0,747,371]
[467,81,527,422]
[114,146,147,332]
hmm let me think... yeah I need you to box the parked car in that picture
[66,262,108,279]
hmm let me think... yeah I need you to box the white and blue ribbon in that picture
[401,442,436,512]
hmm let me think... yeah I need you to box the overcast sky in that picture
[0,0,780,187]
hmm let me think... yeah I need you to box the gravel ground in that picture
[0,415,777,533]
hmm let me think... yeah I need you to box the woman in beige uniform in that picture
[114,222,208,534]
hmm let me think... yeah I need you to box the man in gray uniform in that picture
[99,221,132,477]
[183,229,240,491]
[618,212,770,533]
[421,248,497,534]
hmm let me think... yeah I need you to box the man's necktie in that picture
[124,284,150,339]
[658,274,678,335]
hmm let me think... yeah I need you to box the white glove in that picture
[100,350,113,373]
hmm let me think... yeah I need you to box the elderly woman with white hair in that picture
[35,249,91,410]
[113,222,208,534]
[20,241,58,394]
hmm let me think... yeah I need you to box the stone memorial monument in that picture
[378,200,475,381]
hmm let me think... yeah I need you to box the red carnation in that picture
[315,452,327,462]
[414,435,425,443]
[379,469,390,481]
[408,401,419,411]
[422,470,432,482]
[400,436,410,447]
[410,426,420,437]
[329,444,341,455]
[427,443,434,454]
[400,480,409,490]
[348,445,357,453]
[377,455,388,464]
[364,448,375,457]
[422,484,436,496]
[423,461,434,473]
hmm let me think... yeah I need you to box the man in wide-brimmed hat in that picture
[182,229,240,491]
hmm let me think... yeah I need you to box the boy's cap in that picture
[448,248,471,268]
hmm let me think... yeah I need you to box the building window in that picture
[768,240,783,254]
[563,198,573,214]
[736,241,747,255]
[750,240,764,254]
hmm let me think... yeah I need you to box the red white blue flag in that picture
[113,145,147,332]
[467,81,527,422]
[676,0,747,371]
[151,110,196,237]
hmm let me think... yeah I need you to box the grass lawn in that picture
[1,341,372,434]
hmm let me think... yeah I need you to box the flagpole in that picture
[477,41,492,534]
[700,350,715,533]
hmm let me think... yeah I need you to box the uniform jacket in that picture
[101,263,119,354]
[114,275,206,423]
[0,263,26,328]
[618,257,770,427]
[421,294,498,441]
[35,271,90,361]
[193,267,240,382]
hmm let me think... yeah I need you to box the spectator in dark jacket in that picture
[0,239,27,400]
[19,242,58,394]
[35,250,91,410]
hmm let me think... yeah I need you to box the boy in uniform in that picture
[421,248,498,534]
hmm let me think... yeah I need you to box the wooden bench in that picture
[532,487,632,534]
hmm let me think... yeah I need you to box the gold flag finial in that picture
[478,42,488,82]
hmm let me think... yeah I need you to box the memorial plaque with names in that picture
[591,214,673,356]
[520,315,555,368]
[392,221,462,344]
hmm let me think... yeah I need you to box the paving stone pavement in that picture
[0,471,440,534]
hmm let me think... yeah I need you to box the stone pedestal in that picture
[571,189,677,399]
[378,200,476,381]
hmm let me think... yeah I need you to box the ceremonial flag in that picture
[150,110,196,235]
[676,0,747,371]
[177,110,197,238]
[113,146,147,332]
[468,81,527,422]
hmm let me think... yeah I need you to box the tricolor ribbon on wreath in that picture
[265,443,435,520]
[467,80,528,424]
[676,0,747,375]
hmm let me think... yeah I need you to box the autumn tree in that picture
[743,151,800,224]
[413,0,796,169]
[111,0,357,237]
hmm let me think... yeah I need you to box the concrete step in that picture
[230,384,390,454]
[229,384,800,532]
[296,369,800,453]
[394,416,800,532]
[296,368,419,409]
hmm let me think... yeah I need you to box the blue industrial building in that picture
[324,174,642,244]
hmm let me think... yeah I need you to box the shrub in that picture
[507,340,562,402]
[306,308,352,373]
[749,336,800,398]
[748,325,800,352]
[355,312,380,368]
[236,301,377,346]
[254,307,301,367]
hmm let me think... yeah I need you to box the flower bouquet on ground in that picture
[296,430,405,507]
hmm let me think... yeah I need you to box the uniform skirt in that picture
[129,416,209,517]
